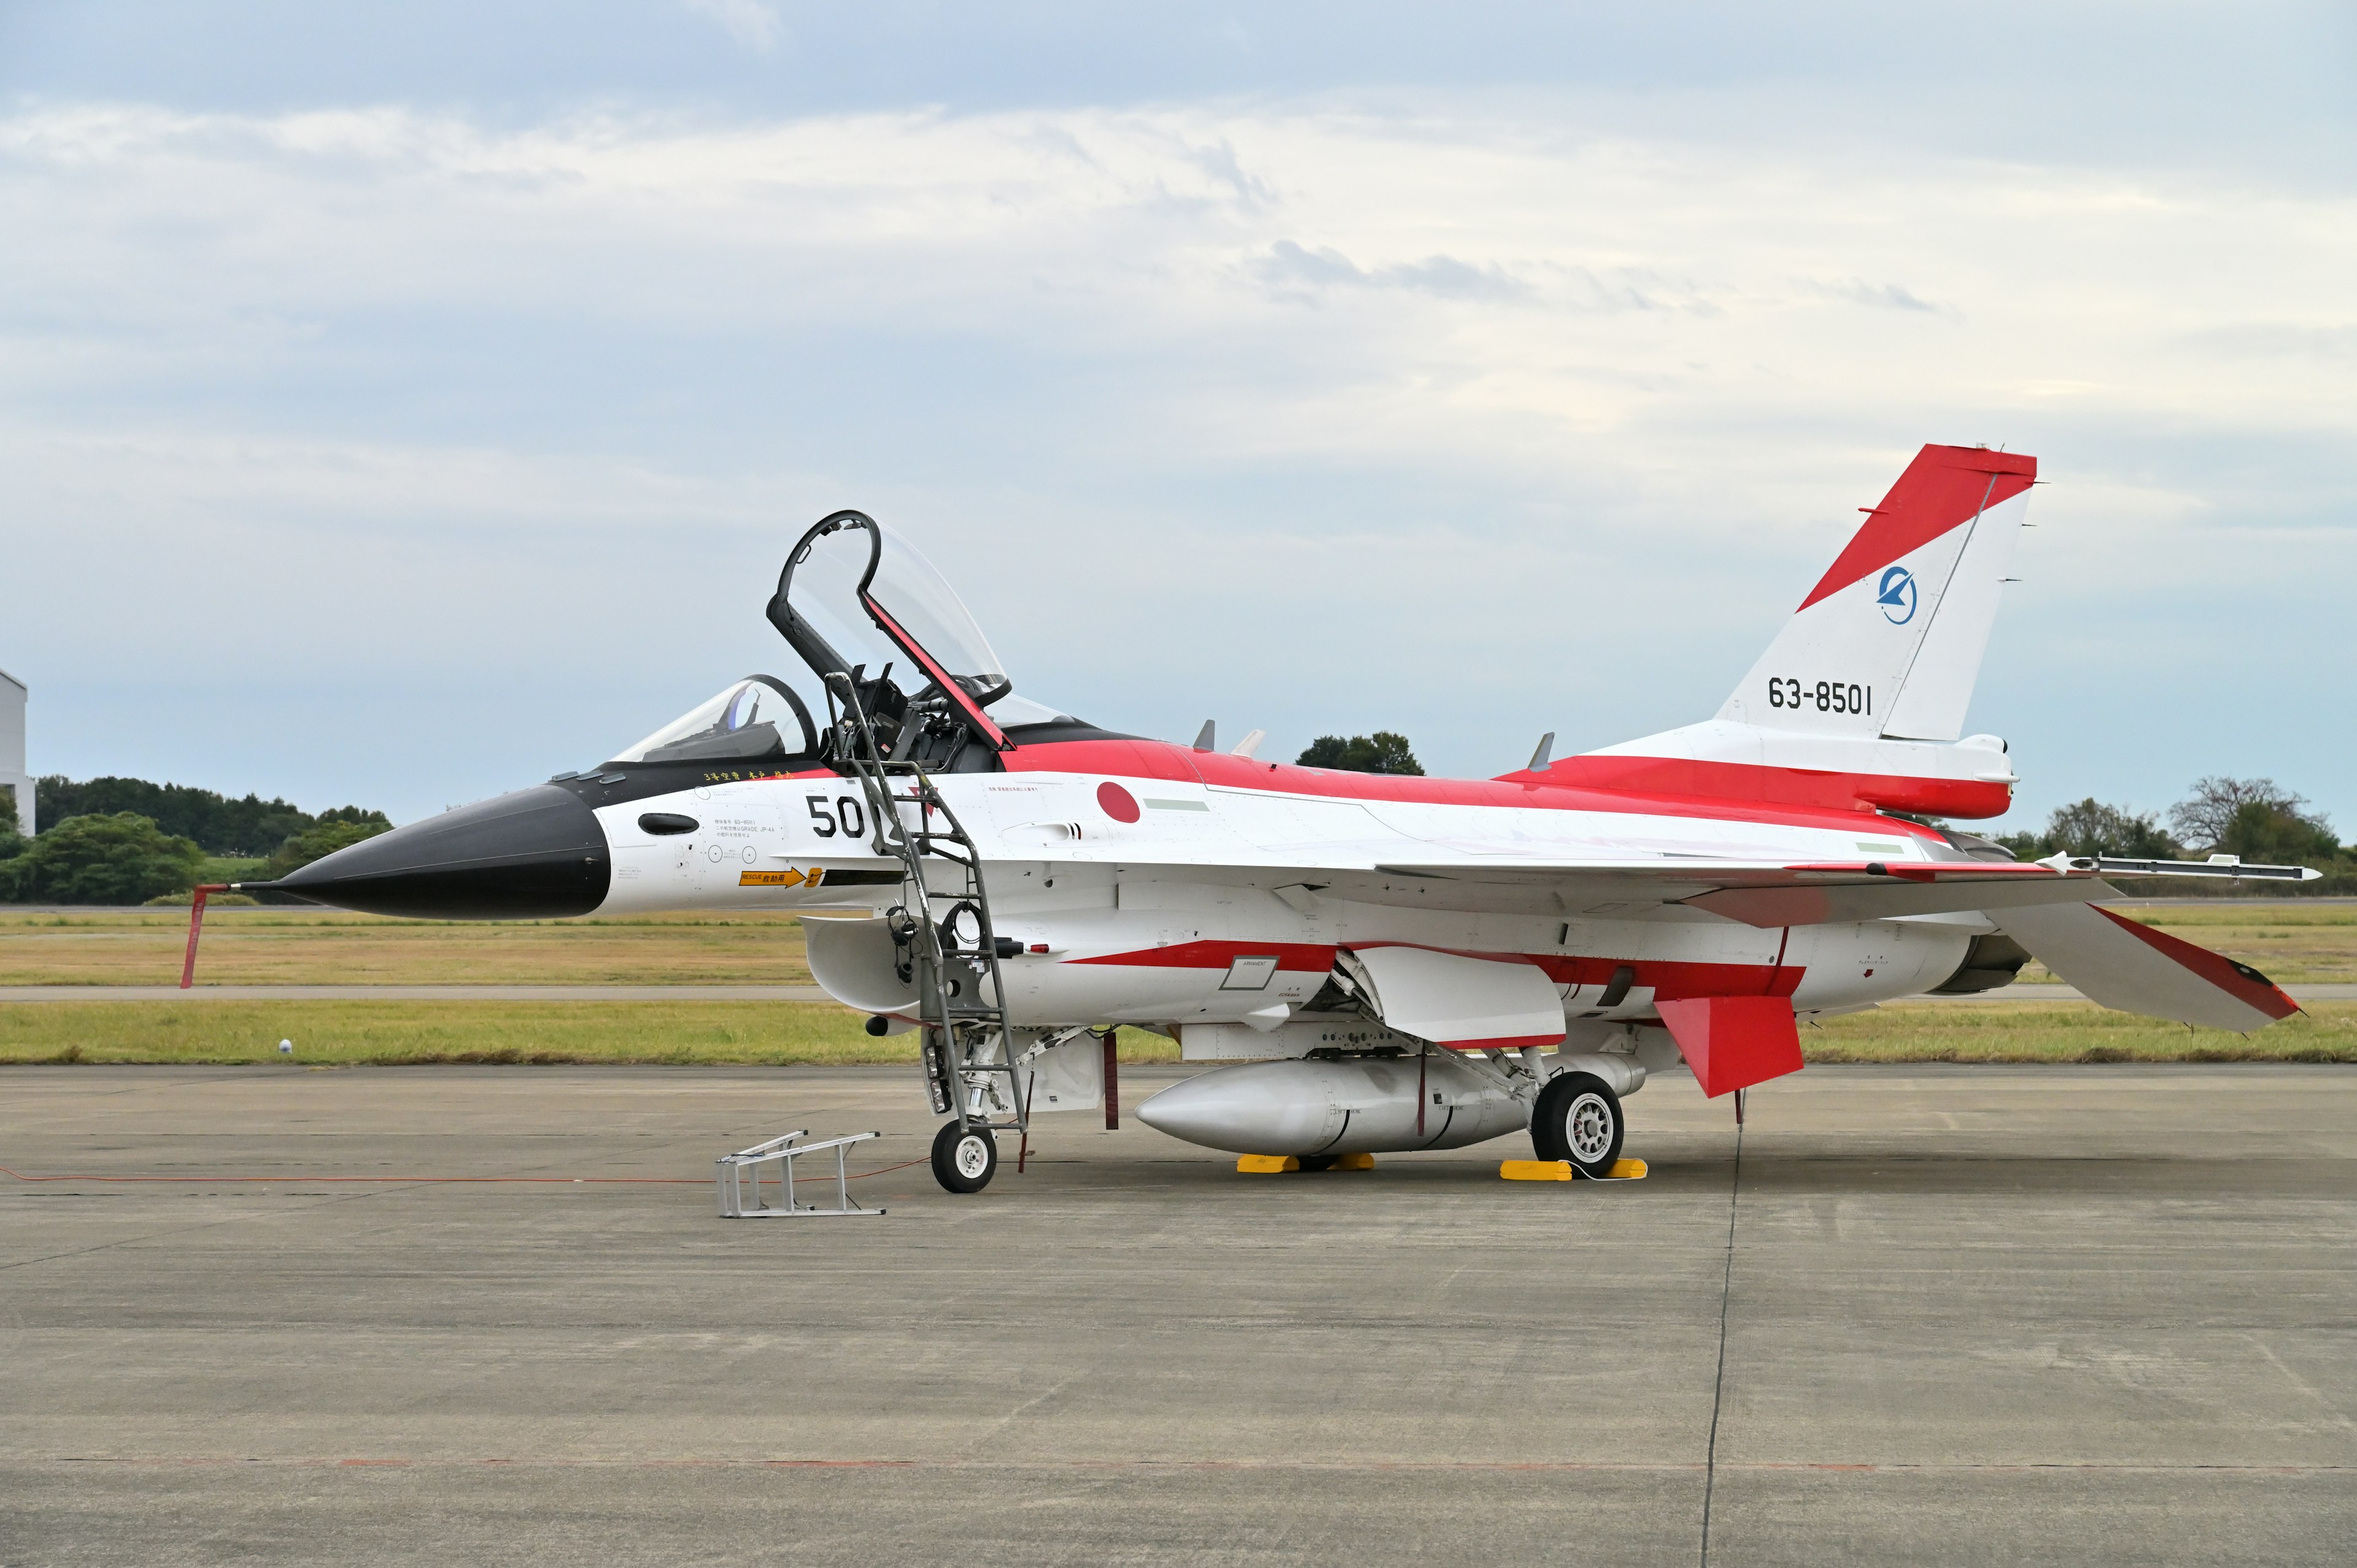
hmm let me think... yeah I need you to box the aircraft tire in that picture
[1530,1072,1624,1177]
[931,1121,999,1194]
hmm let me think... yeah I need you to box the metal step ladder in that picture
[822,673,1026,1144]
[716,1129,886,1217]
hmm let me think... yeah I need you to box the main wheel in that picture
[1530,1072,1624,1177]
[931,1121,999,1194]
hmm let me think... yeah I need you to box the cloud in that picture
[679,0,784,54]
[1257,239,1531,301]
[1806,277,1945,313]
[0,98,2352,825]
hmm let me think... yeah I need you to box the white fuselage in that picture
[586,767,1975,1051]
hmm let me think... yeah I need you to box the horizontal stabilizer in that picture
[1996,903,2298,1033]
[1347,945,1566,1051]
[1657,996,1804,1097]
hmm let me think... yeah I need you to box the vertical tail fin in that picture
[1719,445,2035,743]
[1552,443,2036,818]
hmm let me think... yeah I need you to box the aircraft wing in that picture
[1273,851,2316,929]
[1362,857,2108,927]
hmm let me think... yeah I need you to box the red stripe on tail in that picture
[1798,446,2035,611]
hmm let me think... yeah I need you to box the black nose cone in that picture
[261,784,611,919]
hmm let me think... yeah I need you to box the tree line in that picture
[33,775,385,857]
[1986,776,2351,888]
[0,776,390,905]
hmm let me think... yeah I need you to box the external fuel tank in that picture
[1136,1052,1529,1157]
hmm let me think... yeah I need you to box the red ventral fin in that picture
[1797,445,2035,611]
[1656,995,1805,1097]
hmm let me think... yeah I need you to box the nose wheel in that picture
[1530,1072,1625,1178]
[931,1121,999,1193]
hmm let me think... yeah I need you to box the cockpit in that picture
[610,675,818,767]
[607,511,1079,774]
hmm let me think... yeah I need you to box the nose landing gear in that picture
[931,1121,1000,1193]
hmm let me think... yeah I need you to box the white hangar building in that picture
[1,668,29,835]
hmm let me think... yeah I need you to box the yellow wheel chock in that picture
[1498,1157,1649,1182]
[1236,1152,1377,1174]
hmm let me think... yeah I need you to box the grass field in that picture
[0,1000,1140,1066]
[0,908,815,986]
[6,901,2353,988]
[1806,1000,2357,1063]
[0,1000,2348,1067]
[2,901,2351,1066]
[0,1001,910,1065]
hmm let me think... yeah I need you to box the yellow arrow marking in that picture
[740,868,825,889]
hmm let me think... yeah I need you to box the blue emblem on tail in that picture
[1877,566,1918,625]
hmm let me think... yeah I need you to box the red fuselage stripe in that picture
[1068,938,1802,1002]
[768,738,1995,827]
[1439,1034,1564,1052]
[1069,940,1338,972]
[1507,755,2012,822]
[1002,738,1961,836]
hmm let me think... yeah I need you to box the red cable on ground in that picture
[0,1161,926,1186]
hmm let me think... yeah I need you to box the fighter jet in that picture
[248,444,2318,1192]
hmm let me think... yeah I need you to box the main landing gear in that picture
[931,1121,999,1194]
[1530,1072,1625,1178]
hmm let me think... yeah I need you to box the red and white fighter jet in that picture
[255,444,2317,1192]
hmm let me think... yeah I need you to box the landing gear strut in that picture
[1530,1072,1625,1178]
[931,1121,999,1194]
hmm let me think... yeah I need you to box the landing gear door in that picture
[1020,1033,1105,1114]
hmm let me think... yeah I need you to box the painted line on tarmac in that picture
[28,1456,2356,1474]
[1,1161,924,1186]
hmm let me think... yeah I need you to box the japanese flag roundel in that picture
[1097,782,1141,823]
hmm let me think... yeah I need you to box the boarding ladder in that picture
[821,672,1025,1143]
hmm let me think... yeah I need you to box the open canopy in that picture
[772,512,1010,713]
[605,512,1074,773]
[761,510,1075,765]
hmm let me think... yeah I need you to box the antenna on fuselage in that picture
[1528,732,1555,771]
[1193,720,1217,752]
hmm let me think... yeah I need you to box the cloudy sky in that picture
[3,1,2353,833]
